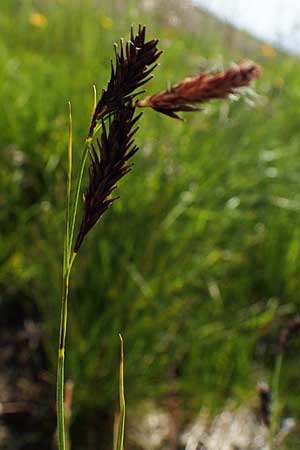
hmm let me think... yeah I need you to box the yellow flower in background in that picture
[8,253,23,276]
[260,44,277,59]
[273,77,284,88]
[29,12,48,29]
[100,16,113,30]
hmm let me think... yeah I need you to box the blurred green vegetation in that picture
[1,0,300,443]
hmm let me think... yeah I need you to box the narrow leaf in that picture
[116,334,125,450]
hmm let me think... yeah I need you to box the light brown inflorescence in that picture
[136,61,261,119]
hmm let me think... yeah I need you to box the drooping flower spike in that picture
[136,61,261,119]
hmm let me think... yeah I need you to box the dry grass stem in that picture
[258,382,272,428]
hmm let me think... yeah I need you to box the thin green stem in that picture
[116,334,125,450]
[56,91,101,450]
[68,85,98,254]
[69,141,90,253]
[66,102,73,264]
[56,101,77,450]
[56,254,77,450]
[57,270,70,450]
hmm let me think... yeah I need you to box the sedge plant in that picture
[57,26,161,450]
[56,25,260,450]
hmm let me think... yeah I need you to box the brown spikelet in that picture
[75,105,141,252]
[258,382,272,428]
[136,61,261,119]
[88,25,162,138]
[279,317,300,351]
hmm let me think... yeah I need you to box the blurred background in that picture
[1,0,300,449]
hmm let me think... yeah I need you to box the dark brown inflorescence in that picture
[279,317,300,351]
[74,106,141,252]
[258,382,272,428]
[88,25,162,138]
[136,61,261,119]
[74,26,161,252]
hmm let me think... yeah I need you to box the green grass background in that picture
[1,0,300,446]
